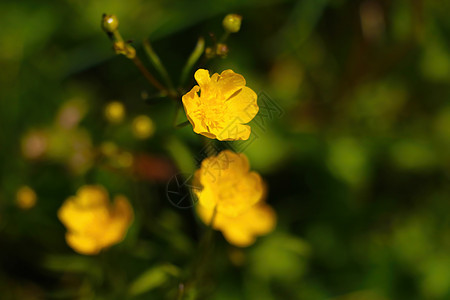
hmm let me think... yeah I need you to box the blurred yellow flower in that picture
[193,150,263,217]
[58,185,133,255]
[132,115,155,139]
[105,101,125,123]
[182,69,258,141]
[198,202,276,247]
[16,186,37,210]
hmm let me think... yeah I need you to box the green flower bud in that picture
[102,14,119,33]
[222,14,242,33]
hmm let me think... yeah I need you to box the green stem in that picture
[176,283,185,300]
[131,55,177,100]
[218,31,230,44]
[179,37,205,87]
[102,17,176,100]
[188,206,218,298]
[143,39,176,93]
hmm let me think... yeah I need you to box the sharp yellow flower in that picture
[197,202,276,247]
[58,185,133,255]
[182,69,258,141]
[193,150,264,217]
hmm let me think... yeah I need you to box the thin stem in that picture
[131,56,177,99]
[101,15,178,100]
[143,39,176,92]
[218,31,230,44]
[195,206,218,275]
[179,37,205,87]
[184,205,218,299]
[176,283,185,300]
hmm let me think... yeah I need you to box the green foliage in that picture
[1,0,450,299]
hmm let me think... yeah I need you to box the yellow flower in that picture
[104,101,125,123]
[132,115,155,139]
[182,69,258,141]
[16,186,37,209]
[193,150,264,217]
[197,202,276,247]
[58,185,133,255]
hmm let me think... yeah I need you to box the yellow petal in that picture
[181,85,200,110]
[221,226,256,247]
[76,185,109,207]
[226,86,259,123]
[197,204,256,247]
[195,151,263,217]
[100,218,128,247]
[194,69,211,88]
[182,85,212,136]
[66,232,101,255]
[195,186,218,211]
[215,123,251,141]
[217,172,263,217]
[218,70,246,99]
[196,200,277,248]
[112,195,134,223]
[245,203,277,235]
[58,197,100,233]
[233,152,251,174]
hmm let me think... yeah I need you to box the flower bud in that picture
[205,47,215,59]
[113,41,136,59]
[222,14,242,33]
[102,14,119,33]
[216,43,229,57]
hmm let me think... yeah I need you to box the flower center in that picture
[199,91,228,130]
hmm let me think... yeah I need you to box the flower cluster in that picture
[194,150,276,247]
[58,185,133,255]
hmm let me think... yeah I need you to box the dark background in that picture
[1,0,449,299]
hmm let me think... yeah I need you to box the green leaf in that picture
[43,255,98,273]
[128,264,180,296]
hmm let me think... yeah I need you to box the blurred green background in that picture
[1,0,450,299]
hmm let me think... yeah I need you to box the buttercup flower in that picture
[58,185,133,255]
[182,69,258,141]
[193,150,264,217]
[197,202,276,247]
